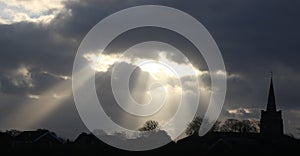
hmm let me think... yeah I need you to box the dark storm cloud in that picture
[0,0,162,95]
[169,0,300,111]
[0,0,299,137]
[0,23,76,75]
[60,0,300,110]
[158,0,300,111]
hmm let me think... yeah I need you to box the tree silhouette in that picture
[220,119,241,132]
[220,119,259,133]
[186,118,260,135]
[138,120,159,131]
[185,116,221,135]
[5,129,21,137]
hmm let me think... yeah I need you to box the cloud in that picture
[0,0,65,24]
[224,108,261,120]
[0,22,77,76]
[27,94,40,99]
[226,108,252,116]
[0,65,70,95]
[0,0,65,13]
[11,65,34,88]
[83,53,126,72]
[0,8,57,24]
[0,0,299,138]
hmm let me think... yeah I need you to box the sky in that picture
[0,0,300,139]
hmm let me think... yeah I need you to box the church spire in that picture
[266,73,277,112]
[260,72,283,136]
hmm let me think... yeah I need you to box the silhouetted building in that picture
[14,129,63,147]
[74,133,100,145]
[260,76,284,137]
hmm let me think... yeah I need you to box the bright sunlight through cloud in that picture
[0,0,66,24]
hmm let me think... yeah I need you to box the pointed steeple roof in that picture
[266,73,277,112]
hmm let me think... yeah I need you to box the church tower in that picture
[260,75,284,137]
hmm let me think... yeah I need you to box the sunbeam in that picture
[5,79,72,129]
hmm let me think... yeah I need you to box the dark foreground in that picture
[1,130,299,155]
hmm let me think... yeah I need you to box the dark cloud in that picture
[0,23,76,75]
[0,0,299,138]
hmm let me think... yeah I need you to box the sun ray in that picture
[5,66,94,130]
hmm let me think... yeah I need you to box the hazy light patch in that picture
[215,70,227,77]
[2,8,56,24]
[0,16,9,24]
[215,70,242,79]
[132,52,203,78]
[11,65,33,88]
[83,53,128,72]
[27,94,40,100]
[165,85,182,95]
[156,52,197,77]
[41,71,71,80]
[194,69,209,77]
[227,108,252,115]
[0,0,65,13]
[138,62,176,80]
[227,73,241,79]
[53,93,68,99]
[0,0,66,24]
[4,79,72,129]
[60,75,71,80]
[83,48,211,139]
[83,51,208,79]
[83,50,213,98]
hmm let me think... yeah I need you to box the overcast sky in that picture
[0,0,299,139]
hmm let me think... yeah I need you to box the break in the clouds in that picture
[81,41,215,139]
[0,0,299,139]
